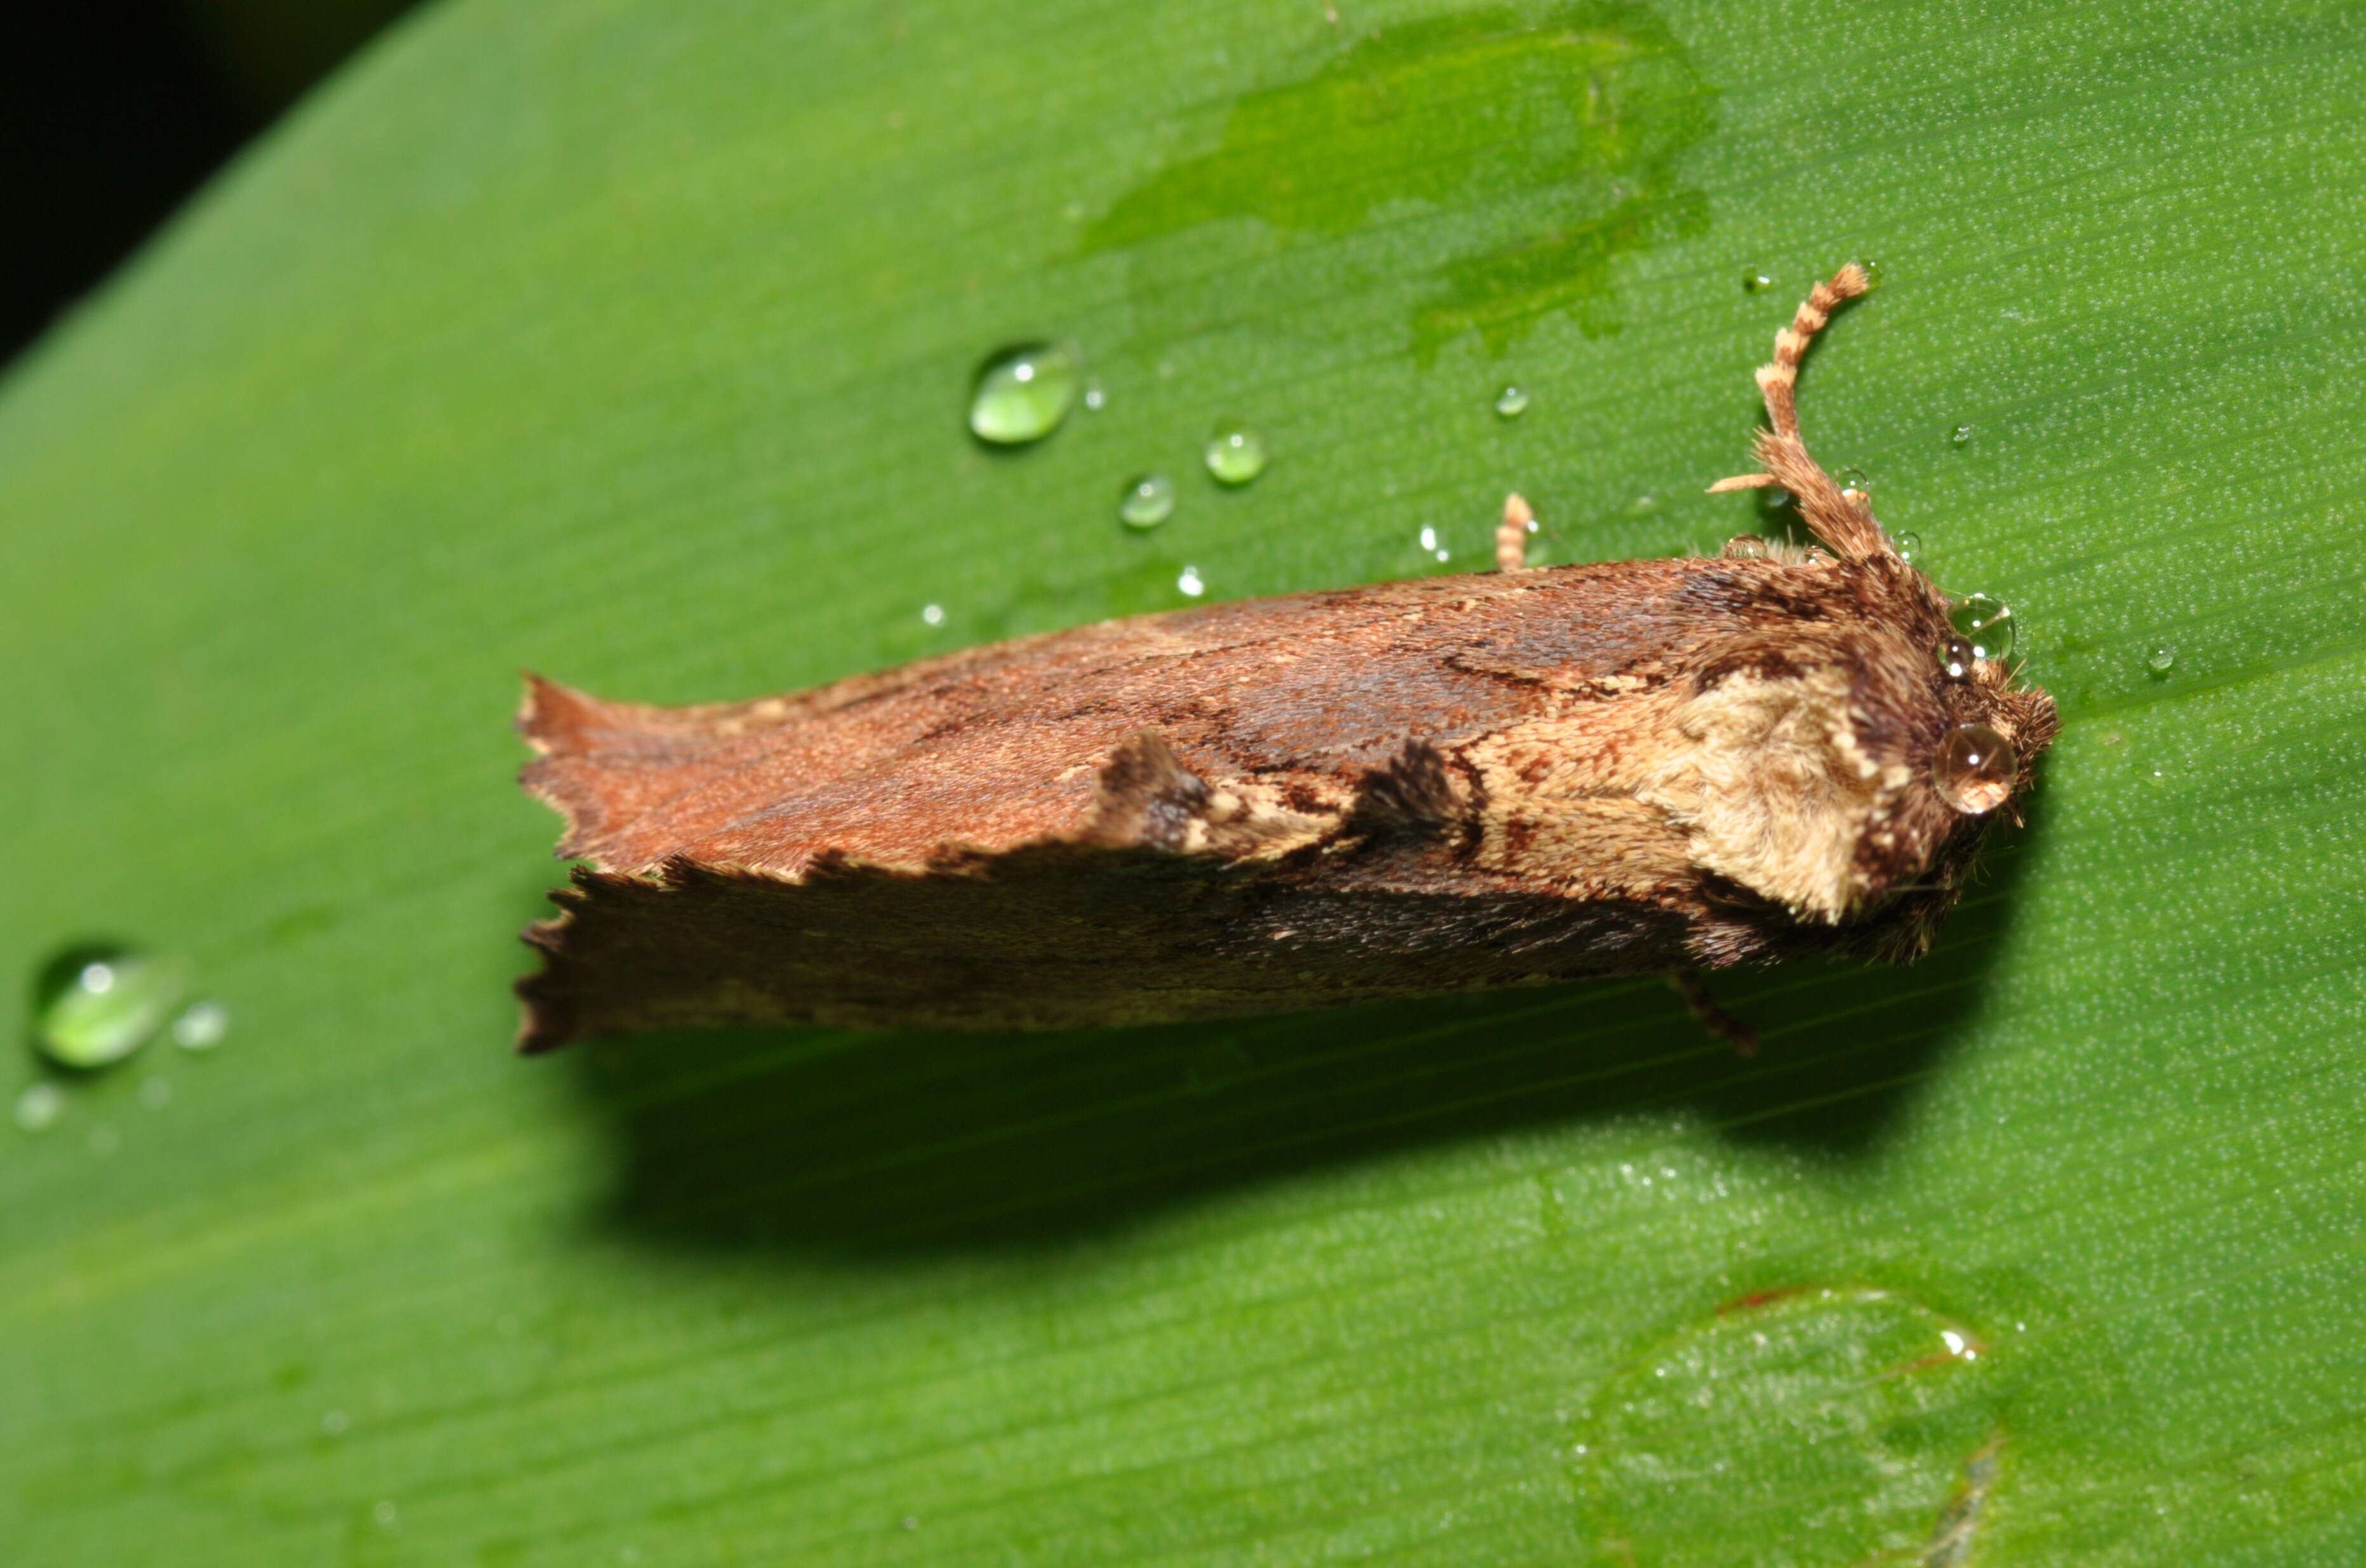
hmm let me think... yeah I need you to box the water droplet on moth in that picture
[1947,594,2015,662]
[1118,473,1175,530]
[1176,565,1206,598]
[1742,269,1773,293]
[1723,534,1770,560]
[1203,424,1267,485]
[918,603,946,627]
[1893,530,1922,562]
[1937,635,1977,681]
[2146,644,2176,674]
[967,340,1083,445]
[14,1082,64,1134]
[1933,723,2017,814]
[1080,379,1107,412]
[1493,385,1529,418]
[34,948,192,1071]
[1949,423,1974,446]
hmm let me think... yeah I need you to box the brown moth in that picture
[515,266,2056,1051]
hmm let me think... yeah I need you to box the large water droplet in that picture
[967,341,1083,445]
[33,948,192,1070]
[14,1082,65,1134]
[1493,385,1529,418]
[1119,473,1176,529]
[1203,425,1268,485]
[1574,1287,1999,1565]
[1947,594,2015,662]
[1933,723,2017,814]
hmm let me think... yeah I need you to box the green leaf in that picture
[4,1,2363,1562]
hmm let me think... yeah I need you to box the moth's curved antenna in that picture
[1707,264,1887,563]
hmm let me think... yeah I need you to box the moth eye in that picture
[1723,534,1770,560]
[1936,635,1977,681]
[1932,723,2017,815]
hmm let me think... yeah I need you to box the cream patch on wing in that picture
[1638,666,1910,921]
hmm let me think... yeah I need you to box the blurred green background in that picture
[4,1,2363,1563]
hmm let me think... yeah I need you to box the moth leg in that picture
[1667,970,1759,1058]
[1706,264,1885,563]
[1496,492,1536,572]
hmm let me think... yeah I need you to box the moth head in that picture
[1644,556,2057,938]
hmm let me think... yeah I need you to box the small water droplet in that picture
[967,341,1083,446]
[1947,594,2015,662]
[1627,493,1660,517]
[1493,385,1529,418]
[1203,425,1268,485]
[321,1409,350,1437]
[170,999,227,1050]
[14,1082,65,1134]
[2146,644,2176,674]
[373,1500,399,1530]
[1949,424,1974,446]
[1723,534,1770,560]
[1080,379,1107,413]
[1418,526,1439,552]
[1859,258,1886,290]
[919,603,946,627]
[1839,465,1871,496]
[1937,636,1976,681]
[1933,723,2017,815]
[34,948,192,1070]
[1176,565,1206,598]
[1742,269,1774,294]
[138,1076,173,1109]
[1119,473,1176,530]
[1894,530,1922,563]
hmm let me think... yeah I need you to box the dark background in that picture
[1,1,416,371]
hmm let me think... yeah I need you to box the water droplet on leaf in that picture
[1493,385,1529,418]
[1176,565,1206,598]
[1203,425,1268,485]
[1894,530,1922,562]
[13,1082,64,1134]
[34,948,192,1071]
[1742,269,1773,294]
[170,998,227,1050]
[1949,424,1974,446]
[1933,723,2017,814]
[967,341,1083,445]
[1947,594,2015,662]
[918,603,946,627]
[1119,473,1176,529]
[1080,379,1107,412]
[2146,644,2175,674]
